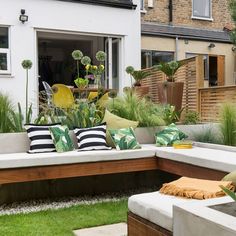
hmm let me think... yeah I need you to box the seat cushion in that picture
[155,146,236,173]
[128,191,198,232]
[0,144,157,169]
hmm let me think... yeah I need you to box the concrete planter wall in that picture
[134,123,221,144]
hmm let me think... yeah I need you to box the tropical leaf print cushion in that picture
[155,123,188,146]
[49,125,74,152]
[108,127,141,150]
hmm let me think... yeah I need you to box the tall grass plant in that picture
[108,91,165,127]
[220,103,236,146]
[0,93,14,133]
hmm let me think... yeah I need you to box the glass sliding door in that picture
[105,37,121,91]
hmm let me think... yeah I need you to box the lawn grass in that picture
[0,199,128,236]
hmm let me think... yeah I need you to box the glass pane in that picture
[0,27,8,48]
[140,0,144,10]
[141,51,151,69]
[112,39,119,90]
[193,0,210,18]
[0,53,8,70]
[151,51,174,66]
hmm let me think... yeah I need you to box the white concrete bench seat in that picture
[128,191,198,232]
[155,146,236,173]
[128,191,230,235]
[0,144,157,169]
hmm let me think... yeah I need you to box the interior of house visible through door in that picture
[37,31,121,93]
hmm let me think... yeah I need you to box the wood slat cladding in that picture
[199,85,236,122]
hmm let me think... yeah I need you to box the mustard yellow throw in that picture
[160,177,235,200]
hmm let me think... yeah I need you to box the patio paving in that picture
[73,223,127,236]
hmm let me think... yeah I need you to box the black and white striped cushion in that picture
[74,124,112,151]
[25,124,61,153]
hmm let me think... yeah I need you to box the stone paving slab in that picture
[73,223,127,236]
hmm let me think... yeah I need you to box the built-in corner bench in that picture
[128,144,236,236]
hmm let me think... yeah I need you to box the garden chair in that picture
[52,84,75,109]
[42,81,53,108]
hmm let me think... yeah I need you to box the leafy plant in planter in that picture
[125,66,151,97]
[107,90,165,127]
[183,111,199,125]
[162,104,183,125]
[153,60,184,111]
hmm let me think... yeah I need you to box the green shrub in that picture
[162,104,183,125]
[183,111,199,125]
[220,103,236,146]
[107,91,165,127]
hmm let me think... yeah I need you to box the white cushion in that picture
[128,191,198,232]
[155,147,236,173]
[0,144,157,169]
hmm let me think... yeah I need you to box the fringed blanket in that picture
[160,177,235,200]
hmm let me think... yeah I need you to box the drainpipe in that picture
[175,36,179,60]
[169,0,173,24]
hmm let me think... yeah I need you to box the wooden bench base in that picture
[0,157,159,184]
[0,156,228,185]
[128,212,172,236]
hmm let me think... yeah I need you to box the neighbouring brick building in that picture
[141,0,235,86]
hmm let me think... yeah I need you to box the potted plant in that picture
[154,60,184,111]
[125,66,150,97]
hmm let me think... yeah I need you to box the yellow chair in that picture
[88,92,109,107]
[52,84,75,109]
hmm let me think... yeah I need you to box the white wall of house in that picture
[0,0,141,113]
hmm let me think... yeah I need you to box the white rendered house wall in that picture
[0,0,140,114]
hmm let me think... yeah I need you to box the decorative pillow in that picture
[222,171,236,186]
[49,125,74,153]
[108,127,141,150]
[25,123,61,153]
[102,110,139,147]
[74,123,112,151]
[155,123,188,146]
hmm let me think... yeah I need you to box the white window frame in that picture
[192,0,213,21]
[140,0,146,13]
[0,27,11,74]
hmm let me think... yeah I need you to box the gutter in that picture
[58,0,137,9]
[141,31,232,44]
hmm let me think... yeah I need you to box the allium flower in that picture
[108,90,117,99]
[21,60,32,69]
[125,66,134,74]
[81,56,91,65]
[96,51,106,62]
[72,50,83,60]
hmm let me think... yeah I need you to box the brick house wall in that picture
[142,0,233,30]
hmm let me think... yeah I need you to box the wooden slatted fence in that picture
[199,85,236,122]
[142,56,204,115]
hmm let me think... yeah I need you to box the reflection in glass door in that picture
[105,37,120,91]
